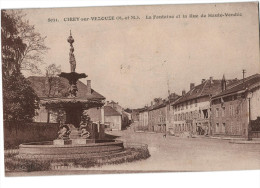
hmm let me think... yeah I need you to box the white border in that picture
[0,1,260,188]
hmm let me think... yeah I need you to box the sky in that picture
[21,2,260,108]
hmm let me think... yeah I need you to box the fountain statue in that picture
[68,30,76,72]
[18,31,124,159]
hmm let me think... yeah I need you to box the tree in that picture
[1,10,26,77]
[45,63,67,97]
[45,64,64,97]
[5,10,49,74]
[154,97,162,104]
[3,73,39,122]
[2,10,39,122]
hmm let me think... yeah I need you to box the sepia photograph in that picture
[1,0,260,182]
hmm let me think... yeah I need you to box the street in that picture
[5,125,260,177]
[87,126,260,172]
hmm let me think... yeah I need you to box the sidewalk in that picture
[229,138,260,144]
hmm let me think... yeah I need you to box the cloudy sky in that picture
[21,2,259,108]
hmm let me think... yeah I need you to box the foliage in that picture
[3,73,39,122]
[5,10,49,74]
[5,147,150,172]
[1,10,26,77]
[154,97,163,104]
[2,10,39,122]
[5,158,51,172]
[44,63,66,97]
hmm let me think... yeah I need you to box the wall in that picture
[85,108,102,123]
[148,106,166,133]
[34,105,48,122]
[139,111,148,127]
[4,122,59,149]
[104,115,122,130]
[211,95,248,137]
[250,88,260,120]
[173,97,210,135]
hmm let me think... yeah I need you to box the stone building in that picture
[105,100,130,129]
[172,77,237,135]
[27,76,106,124]
[165,93,181,133]
[104,106,122,130]
[148,99,167,133]
[138,107,149,130]
[211,74,260,138]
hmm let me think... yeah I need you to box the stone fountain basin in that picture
[19,140,124,157]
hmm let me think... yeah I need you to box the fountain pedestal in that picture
[53,139,72,145]
[72,139,95,145]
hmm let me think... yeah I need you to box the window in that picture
[186,102,188,109]
[230,122,233,134]
[195,99,198,107]
[222,123,226,133]
[202,109,208,119]
[222,107,225,117]
[229,105,234,116]
[216,123,219,133]
[216,108,219,117]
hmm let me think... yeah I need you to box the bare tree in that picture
[45,63,67,97]
[7,10,49,74]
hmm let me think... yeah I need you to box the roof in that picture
[173,78,237,105]
[212,74,260,99]
[27,76,105,100]
[104,106,121,116]
[139,93,180,112]
[150,102,167,111]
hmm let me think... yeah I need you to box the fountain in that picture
[18,32,124,159]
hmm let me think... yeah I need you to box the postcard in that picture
[2,2,260,177]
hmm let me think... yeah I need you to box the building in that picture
[165,93,181,133]
[27,76,106,123]
[105,100,130,129]
[138,107,149,130]
[148,98,167,133]
[104,106,122,130]
[131,109,140,122]
[211,74,260,138]
[172,77,237,136]
[105,101,123,114]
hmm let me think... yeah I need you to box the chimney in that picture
[201,79,206,84]
[210,77,213,84]
[151,101,153,108]
[221,74,226,91]
[182,90,186,96]
[87,80,91,94]
[190,83,195,90]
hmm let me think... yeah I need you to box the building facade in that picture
[138,108,149,130]
[105,100,130,129]
[166,93,180,133]
[148,100,167,133]
[104,106,122,130]
[211,74,260,138]
[172,77,237,136]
